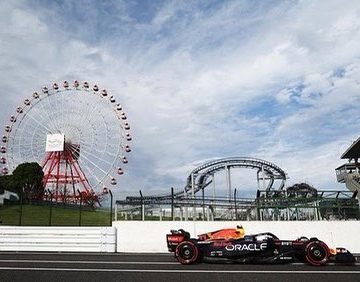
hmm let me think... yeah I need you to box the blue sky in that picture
[1,0,360,199]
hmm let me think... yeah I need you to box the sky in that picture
[1,0,360,200]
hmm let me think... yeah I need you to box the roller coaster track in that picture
[123,157,287,203]
[184,157,287,194]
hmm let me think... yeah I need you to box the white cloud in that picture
[1,0,360,200]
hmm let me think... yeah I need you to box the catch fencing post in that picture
[102,187,113,226]
[78,190,82,226]
[19,193,23,226]
[48,189,53,226]
[139,190,144,221]
[171,187,174,221]
[234,188,237,220]
[202,188,205,221]
[109,189,113,226]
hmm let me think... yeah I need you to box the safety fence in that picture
[115,190,360,221]
[0,201,113,226]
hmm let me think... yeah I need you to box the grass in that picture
[0,204,111,226]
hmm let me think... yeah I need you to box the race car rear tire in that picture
[305,241,329,266]
[175,241,199,265]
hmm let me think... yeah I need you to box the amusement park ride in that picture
[1,80,359,219]
[116,154,360,221]
[1,80,132,205]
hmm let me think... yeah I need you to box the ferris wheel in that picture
[1,80,132,204]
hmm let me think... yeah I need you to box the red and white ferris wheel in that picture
[1,80,132,204]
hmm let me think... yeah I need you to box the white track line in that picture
[0,259,359,266]
[0,267,359,274]
[0,260,178,265]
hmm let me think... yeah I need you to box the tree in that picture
[0,175,14,194]
[12,162,44,203]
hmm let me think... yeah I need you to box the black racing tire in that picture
[175,241,199,265]
[305,241,329,266]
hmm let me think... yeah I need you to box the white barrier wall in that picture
[1,222,359,253]
[113,221,360,253]
[0,226,116,252]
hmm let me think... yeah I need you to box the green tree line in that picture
[0,162,44,202]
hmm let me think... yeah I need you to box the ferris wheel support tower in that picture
[42,133,92,203]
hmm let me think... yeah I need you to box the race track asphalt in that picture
[0,252,359,282]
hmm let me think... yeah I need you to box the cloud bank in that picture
[1,0,360,199]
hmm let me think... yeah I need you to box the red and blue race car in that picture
[166,226,356,266]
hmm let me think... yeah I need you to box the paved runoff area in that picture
[0,252,359,282]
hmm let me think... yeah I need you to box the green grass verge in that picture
[0,204,111,226]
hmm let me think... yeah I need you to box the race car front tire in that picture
[175,241,199,265]
[305,241,329,266]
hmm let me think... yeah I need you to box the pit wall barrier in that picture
[0,226,116,252]
[113,221,360,253]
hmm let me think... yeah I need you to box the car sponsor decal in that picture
[225,242,267,252]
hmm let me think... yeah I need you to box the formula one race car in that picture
[166,226,355,266]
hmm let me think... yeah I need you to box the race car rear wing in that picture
[166,229,190,252]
